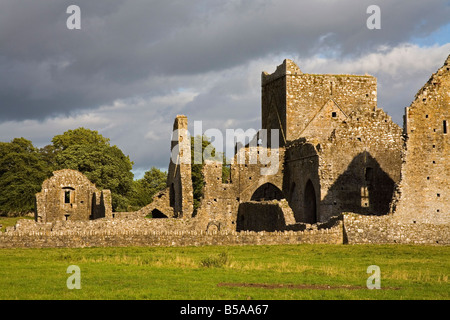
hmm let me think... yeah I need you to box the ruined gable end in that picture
[393,54,450,224]
[35,169,112,223]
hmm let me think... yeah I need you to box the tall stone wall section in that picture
[392,55,449,224]
[317,108,403,221]
[166,115,194,218]
[283,140,321,223]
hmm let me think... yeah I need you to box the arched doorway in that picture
[304,180,317,224]
[250,183,283,201]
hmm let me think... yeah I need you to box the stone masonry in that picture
[391,55,449,224]
[35,169,112,223]
[1,56,448,248]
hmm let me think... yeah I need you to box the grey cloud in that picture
[1,0,449,122]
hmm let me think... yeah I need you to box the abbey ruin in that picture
[1,56,448,248]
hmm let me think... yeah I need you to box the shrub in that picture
[199,252,230,268]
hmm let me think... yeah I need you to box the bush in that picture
[199,252,230,268]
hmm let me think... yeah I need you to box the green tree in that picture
[128,167,167,211]
[0,138,50,215]
[52,127,110,152]
[52,128,134,212]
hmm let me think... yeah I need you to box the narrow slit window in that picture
[444,120,447,134]
[64,190,71,204]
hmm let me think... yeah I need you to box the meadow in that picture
[0,243,448,300]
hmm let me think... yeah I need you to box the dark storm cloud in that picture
[0,0,449,122]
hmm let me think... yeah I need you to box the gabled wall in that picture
[392,55,450,224]
[35,169,112,223]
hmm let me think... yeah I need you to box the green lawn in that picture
[0,244,448,300]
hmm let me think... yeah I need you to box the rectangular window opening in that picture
[444,120,447,134]
[64,190,71,204]
[222,164,231,184]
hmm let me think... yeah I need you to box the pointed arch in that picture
[250,183,284,201]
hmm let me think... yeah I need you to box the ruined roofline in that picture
[38,169,99,191]
[261,59,375,86]
[410,54,450,107]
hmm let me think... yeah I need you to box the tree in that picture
[128,167,167,211]
[52,128,134,212]
[0,138,50,215]
[52,127,110,152]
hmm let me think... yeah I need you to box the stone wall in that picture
[0,217,343,248]
[166,115,194,218]
[261,59,403,226]
[317,108,403,220]
[343,213,450,245]
[283,140,320,223]
[35,169,112,223]
[134,187,173,218]
[1,212,448,248]
[261,59,378,144]
[236,201,291,232]
[392,55,449,224]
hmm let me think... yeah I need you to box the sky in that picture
[0,0,449,179]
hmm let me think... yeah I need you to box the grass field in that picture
[0,244,448,300]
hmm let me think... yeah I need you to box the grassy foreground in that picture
[0,244,448,300]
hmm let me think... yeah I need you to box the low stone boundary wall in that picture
[0,219,343,248]
[343,213,450,245]
[2,213,448,248]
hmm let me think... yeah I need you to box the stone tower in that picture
[261,59,377,146]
